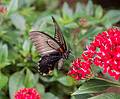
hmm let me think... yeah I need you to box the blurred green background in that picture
[0,0,120,99]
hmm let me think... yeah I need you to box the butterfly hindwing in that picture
[38,52,62,75]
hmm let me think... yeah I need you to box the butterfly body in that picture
[29,17,70,75]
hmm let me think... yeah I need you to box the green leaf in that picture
[72,79,120,95]
[62,2,73,19]
[35,83,45,95]
[79,27,103,41]
[39,76,56,83]
[7,0,34,15]
[95,6,103,19]
[87,17,100,25]
[18,0,35,8]
[10,13,26,31]
[53,68,58,77]
[105,10,120,21]
[72,94,91,99]
[102,10,120,27]
[86,0,93,16]
[21,40,31,57]
[2,44,8,63]
[9,70,25,99]
[45,0,59,11]
[24,68,38,87]
[75,2,85,15]
[101,18,112,28]
[32,16,50,31]
[88,93,120,99]
[7,0,18,15]
[8,48,19,63]
[31,45,38,59]
[0,43,8,62]
[64,22,78,29]
[0,72,8,89]
[57,76,75,86]
[31,45,36,55]
[0,43,9,68]
[0,43,4,66]
[43,92,58,99]
[23,40,31,52]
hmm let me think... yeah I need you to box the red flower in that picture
[15,88,41,99]
[91,28,120,80]
[68,58,92,80]
[68,28,120,80]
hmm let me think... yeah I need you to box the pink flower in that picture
[68,28,120,80]
[15,88,41,99]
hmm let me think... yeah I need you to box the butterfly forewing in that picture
[52,17,67,50]
[29,31,60,56]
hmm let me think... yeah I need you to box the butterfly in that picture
[29,17,70,75]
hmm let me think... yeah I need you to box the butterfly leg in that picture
[57,58,64,70]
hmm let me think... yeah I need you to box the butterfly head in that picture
[63,50,71,59]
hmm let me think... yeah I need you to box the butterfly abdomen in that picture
[38,52,62,74]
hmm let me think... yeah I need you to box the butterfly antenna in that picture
[51,16,58,24]
[52,16,55,22]
[51,16,60,29]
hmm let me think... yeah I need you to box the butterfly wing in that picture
[29,31,63,74]
[38,52,62,75]
[52,17,67,51]
[29,31,61,56]
[29,17,69,75]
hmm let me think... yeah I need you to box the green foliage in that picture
[0,72,8,89]
[88,93,120,99]
[10,13,26,31]
[0,0,120,99]
[72,79,120,95]
[9,70,25,99]
[57,76,76,87]
[0,42,10,68]
[43,93,59,99]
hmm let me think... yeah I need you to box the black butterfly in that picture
[29,17,70,75]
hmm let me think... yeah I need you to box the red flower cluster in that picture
[68,28,120,80]
[68,58,91,80]
[15,88,41,99]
